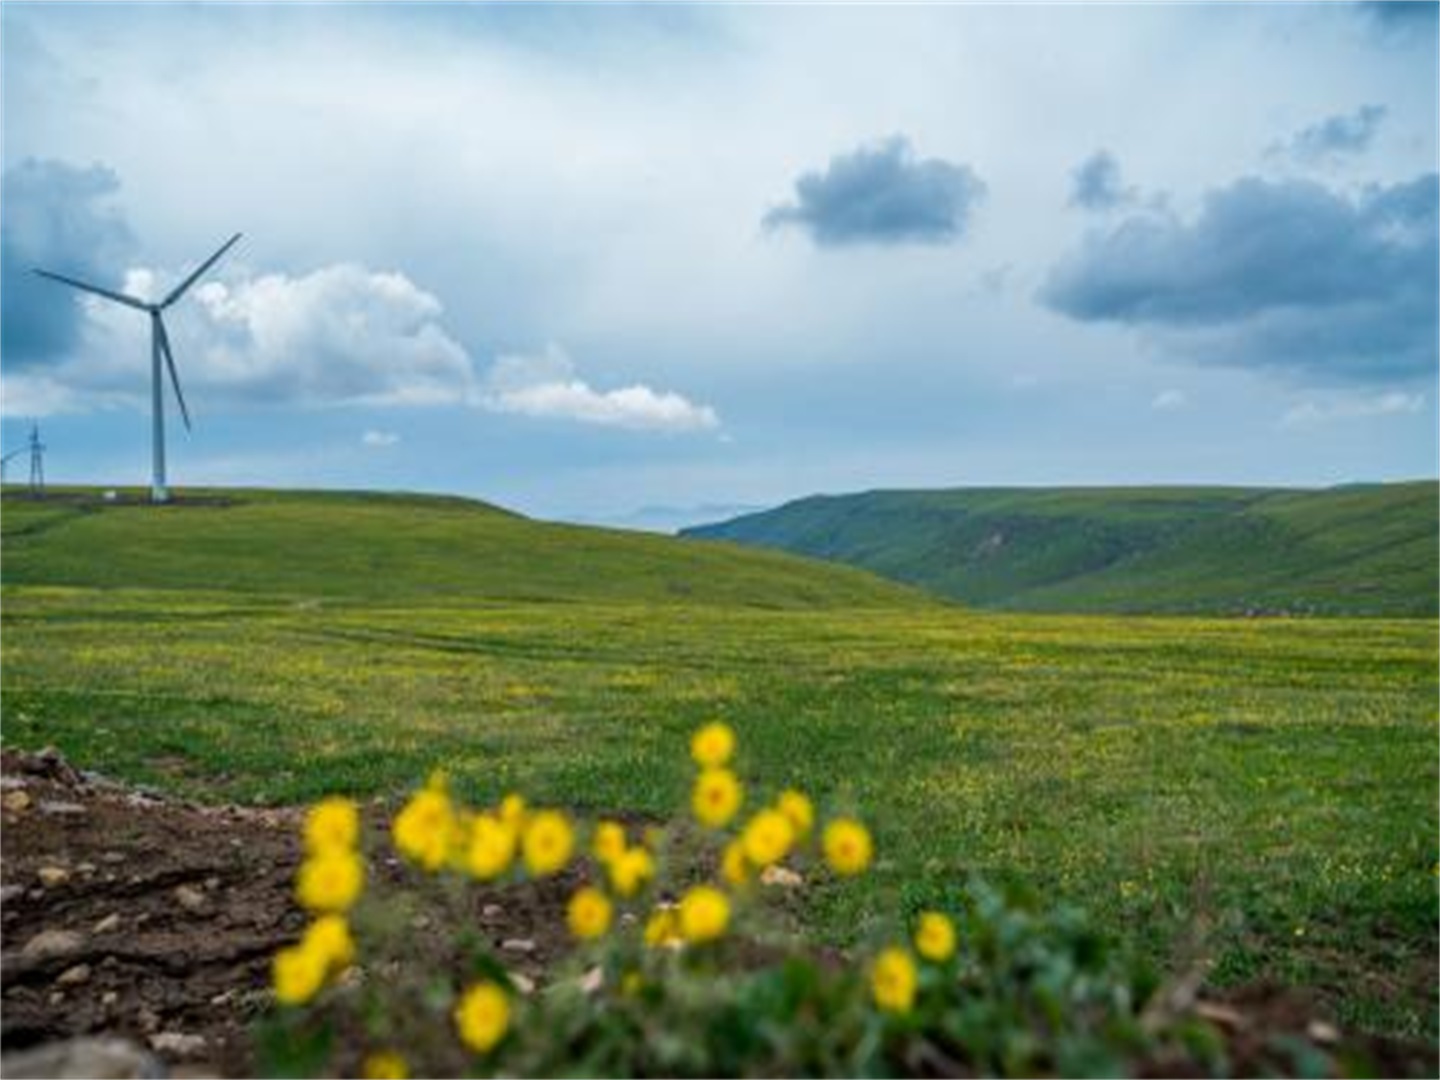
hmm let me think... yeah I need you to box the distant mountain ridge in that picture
[682,482,1439,616]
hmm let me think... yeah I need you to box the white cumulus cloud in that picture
[481,345,719,433]
[1281,390,1424,428]
[361,429,401,447]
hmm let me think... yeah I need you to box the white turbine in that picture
[34,234,242,503]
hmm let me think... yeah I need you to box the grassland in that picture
[1,489,1435,1041]
[684,482,1439,616]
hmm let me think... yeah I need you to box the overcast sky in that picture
[2,1,1436,527]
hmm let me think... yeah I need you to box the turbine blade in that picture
[32,268,148,310]
[161,232,242,309]
[155,318,192,432]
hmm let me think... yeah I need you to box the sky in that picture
[1,0,1436,529]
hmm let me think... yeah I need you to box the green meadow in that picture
[1,489,1435,1040]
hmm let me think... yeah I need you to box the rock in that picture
[93,914,122,935]
[101,852,126,865]
[38,801,88,816]
[203,876,220,891]
[101,991,120,1007]
[49,991,66,1006]
[760,865,804,889]
[3,790,32,812]
[1,884,24,905]
[76,862,97,875]
[148,1032,206,1058]
[579,966,604,995]
[480,903,504,921]
[500,938,537,954]
[56,964,92,987]
[508,971,536,995]
[1306,1020,1339,1045]
[37,866,71,888]
[21,929,84,962]
[0,1036,162,1080]
[173,885,207,913]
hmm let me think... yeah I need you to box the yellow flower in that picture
[301,914,355,971]
[644,907,679,948]
[392,787,457,872]
[499,793,527,828]
[721,840,750,887]
[521,810,574,876]
[871,947,918,1014]
[296,849,364,913]
[272,943,326,1006]
[741,809,795,868]
[776,789,815,838]
[823,818,873,876]
[692,767,743,829]
[690,721,736,768]
[567,886,613,940]
[914,911,956,963]
[465,814,517,881]
[454,981,510,1054]
[592,821,627,864]
[608,847,656,897]
[361,1051,409,1080]
[304,797,360,855]
[678,885,730,943]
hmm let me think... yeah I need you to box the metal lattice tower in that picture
[27,423,45,495]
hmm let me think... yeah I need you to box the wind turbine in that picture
[33,234,242,503]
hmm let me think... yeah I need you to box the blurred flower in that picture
[690,721,736,768]
[297,849,364,913]
[692,767,743,828]
[741,809,795,867]
[361,1050,409,1080]
[592,821,627,864]
[871,947,917,1014]
[678,885,730,943]
[823,818,873,876]
[273,943,326,1006]
[499,794,527,828]
[301,914,355,971]
[914,911,956,963]
[721,840,750,887]
[644,907,682,949]
[567,886,613,939]
[304,797,360,855]
[465,814,517,881]
[608,847,655,897]
[454,981,510,1054]
[521,810,574,876]
[393,787,457,872]
[776,789,814,839]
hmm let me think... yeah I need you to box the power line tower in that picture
[27,423,45,496]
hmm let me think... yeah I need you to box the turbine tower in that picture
[33,234,242,503]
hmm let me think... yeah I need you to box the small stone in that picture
[56,964,92,987]
[38,801,87,816]
[500,938,537,954]
[1,884,24,905]
[173,885,207,912]
[149,1032,207,1058]
[2,790,31,812]
[102,991,119,1006]
[760,865,804,889]
[21,929,84,962]
[94,913,122,935]
[1306,1020,1339,1045]
[0,1036,160,1080]
[77,862,97,875]
[48,991,66,1006]
[508,971,536,995]
[480,904,504,921]
[410,914,432,931]
[619,912,638,927]
[38,865,71,888]
[203,876,220,891]
[579,966,604,995]
[101,852,126,864]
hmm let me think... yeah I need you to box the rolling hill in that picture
[0,487,924,609]
[682,481,1439,616]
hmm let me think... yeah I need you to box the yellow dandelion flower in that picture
[721,839,750,887]
[304,797,360,855]
[454,981,510,1054]
[690,721,736,768]
[392,788,456,872]
[741,809,795,868]
[914,911,956,963]
[521,810,574,877]
[678,885,730,943]
[465,814,517,881]
[592,821,626,865]
[776,789,814,838]
[823,818,873,876]
[871,947,918,1014]
[301,914,355,971]
[361,1051,409,1080]
[567,886,613,940]
[644,907,682,949]
[272,943,327,1006]
[692,767,742,829]
[499,793,527,828]
[608,847,655,898]
[296,849,364,913]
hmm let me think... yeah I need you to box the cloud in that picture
[1151,389,1186,411]
[1280,390,1425,427]
[1356,1,1439,40]
[1267,104,1387,164]
[1,158,135,365]
[764,136,986,246]
[1041,172,1438,382]
[1069,150,1139,211]
[481,346,719,432]
[361,429,400,447]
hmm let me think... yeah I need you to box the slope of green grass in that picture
[683,482,1439,616]
[1,486,1435,1042]
[0,488,925,609]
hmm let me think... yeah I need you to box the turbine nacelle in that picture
[33,232,242,502]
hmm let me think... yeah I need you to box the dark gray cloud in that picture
[1069,150,1139,211]
[764,136,985,246]
[1269,104,1387,164]
[1,159,135,367]
[1041,173,1438,382]
[1357,1,1439,38]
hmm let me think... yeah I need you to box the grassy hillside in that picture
[0,487,923,609]
[683,482,1439,616]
